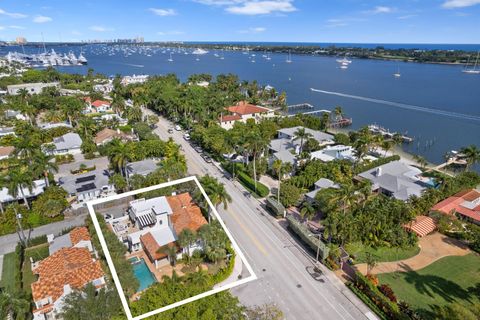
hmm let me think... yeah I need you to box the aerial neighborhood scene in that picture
[0,0,480,320]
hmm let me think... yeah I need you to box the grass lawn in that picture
[22,243,50,294]
[346,242,420,264]
[0,252,19,291]
[378,254,480,317]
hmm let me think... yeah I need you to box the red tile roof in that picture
[69,227,91,245]
[167,193,208,235]
[92,100,110,108]
[94,128,133,145]
[226,101,270,115]
[431,189,480,223]
[219,114,242,122]
[404,215,437,237]
[140,233,177,261]
[0,146,14,157]
[31,247,104,304]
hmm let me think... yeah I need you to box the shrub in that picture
[55,154,74,164]
[353,155,401,175]
[286,215,330,260]
[379,284,397,303]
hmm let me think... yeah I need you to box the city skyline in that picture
[0,0,479,44]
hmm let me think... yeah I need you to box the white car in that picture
[183,133,191,140]
[175,125,181,131]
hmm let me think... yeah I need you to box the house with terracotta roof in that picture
[83,97,112,114]
[31,227,105,320]
[219,101,275,130]
[431,189,480,224]
[94,128,135,146]
[110,193,207,268]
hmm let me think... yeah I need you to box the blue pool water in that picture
[131,258,156,291]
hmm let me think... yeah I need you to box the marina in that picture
[368,124,413,143]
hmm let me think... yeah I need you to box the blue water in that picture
[131,258,156,291]
[2,44,479,166]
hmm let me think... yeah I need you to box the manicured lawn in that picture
[0,252,19,291]
[346,242,420,263]
[22,243,49,294]
[378,254,480,317]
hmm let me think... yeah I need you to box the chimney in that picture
[376,167,382,177]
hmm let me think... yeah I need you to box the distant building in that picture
[7,82,60,95]
[47,132,82,155]
[310,145,356,162]
[219,101,275,130]
[355,160,428,201]
[121,74,149,85]
[15,36,27,45]
[0,179,46,206]
[94,128,135,146]
[31,227,105,320]
[83,98,112,114]
[277,126,334,147]
[58,169,115,203]
[431,189,480,224]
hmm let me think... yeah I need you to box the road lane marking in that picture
[225,208,268,256]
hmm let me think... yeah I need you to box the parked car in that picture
[201,153,213,163]
[183,133,191,140]
[168,128,174,134]
[175,124,181,131]
[194,146,203,153]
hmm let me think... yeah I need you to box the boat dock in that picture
[368,124,413,143]
[287,103,315,111]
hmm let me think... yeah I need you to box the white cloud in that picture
[226,1,296,15]
[371,6,393,14]
[33,15,52,23]
[238,26,266,33]
[194,0,297,15]
[397,14,417,19]
[442,0,480,8]
[8,25,26,29]
[149,8,177,16]
[89,25,114,32]
[0,8,27,18]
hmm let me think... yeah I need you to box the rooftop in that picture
[431,189,480,223]
[167,192,208,235]
[126,159,158,177]
[226,101,271,115]
[94,128,133,145]
[277,126,334,143]
[53,132,82,151]
[49,227,91,255]
[58,169,111,195]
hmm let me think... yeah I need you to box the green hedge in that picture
[210,245,236,285]
[347,282,388,320]
[353,155,401,174]
[223,162,270,198]
[286,215,330,260]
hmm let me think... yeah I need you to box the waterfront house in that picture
[219,101,275,130]
[121,74,149,85]
[431,189,480,224]
[110,193,207,268]
[58,169,115,203]
[94,128,135,146]
[277,126,334,147]
[7,82,60,95]
[355,160,428,201]
[310,145,356,162]
[31,227,105,320]
[47,132,82,155]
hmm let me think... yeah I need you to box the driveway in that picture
[55,156,110,179]
[354,232,470,275]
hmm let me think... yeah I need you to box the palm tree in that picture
[381,140,394,157]
[459,145,480,171]
[3,170,35,209]
[31,151,58,187]
[299,200,316,223]
[334,106,343,120]
[108,141,131,178]
[272,160,292,203]
[328,183,358,215]
[201,175,232,210]
[77,117,96,138]
[413,154,428,170]
[243,132,267,193]
[158,245,178,267]
[178,229,197,261]
[365,252,378,276]
[0,290,30,320]
[293,127,313,154]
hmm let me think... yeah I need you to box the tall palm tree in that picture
[30,151,58,187]
[413,154,428,170]
[3,170,35,209]
[243,132,267,193]
[178,229,197,261]
[272,160,292,203]
[328,183,358,215]
[0,290,30,320]
[158,245,178,267]
[293,127,313,154]
[77,117,96,138]
[108,142,131,178]
[299,200,316,223]
[459,145,480,171]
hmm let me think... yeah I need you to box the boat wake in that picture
[310,88,480,123]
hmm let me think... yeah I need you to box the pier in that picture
[368,124,413,143]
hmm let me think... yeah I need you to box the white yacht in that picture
[286,50,292,63]
[463,51,480,74]
[192,48,208,55]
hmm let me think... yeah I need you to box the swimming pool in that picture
[130,257,156,291]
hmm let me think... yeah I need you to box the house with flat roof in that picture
[219,101,275,130]
[126,159,158,178]
[7,82,59,95]
[31,227,105,320]
[111,193,207,268]
[431,189,480,224]
[47,132,82,155]
[311,145,356,162]
[355,160,428,201]
[58,169,114,203]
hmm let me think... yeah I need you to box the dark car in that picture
[201,153,212,163]
[168,128,174,134]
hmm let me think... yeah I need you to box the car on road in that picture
[174,125,182,131]
[183,133,191,140]
[194,146,203,153]
[168,128,174,134]
[201,153,213,163]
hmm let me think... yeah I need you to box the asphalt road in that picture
[148,111,374,320]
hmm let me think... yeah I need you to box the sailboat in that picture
[167,52,173,62]
[393,64,401,77]
[463,51,480,74]
[286,50,292,63]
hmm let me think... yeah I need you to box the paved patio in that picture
[354,232,470,275]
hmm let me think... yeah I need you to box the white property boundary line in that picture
[86,176,257,320]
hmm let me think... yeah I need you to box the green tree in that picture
[459,145,480,171]
[3,170,35,209]
[159,244,178,267]
[0,290,30,320]
[293,127,313,153]
[178,229,197,261]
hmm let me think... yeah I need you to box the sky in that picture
[0,0,479,44]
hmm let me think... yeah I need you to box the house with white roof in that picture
[356,160,429,201]
[311,145,356,162]
[47,132,82,155]
[0,179,46,207]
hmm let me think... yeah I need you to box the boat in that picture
[340,65,348,69]
[168,52,173,62]
[462,51,480,74]
[78,52,88,65]
[192,48,208,55]
[336,56,352,64]
[286,50,292,63]
[393,65,401,77]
